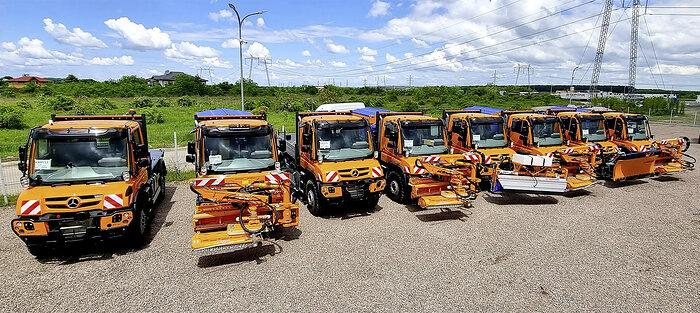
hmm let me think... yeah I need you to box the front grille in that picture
[346,185,367,199]
[338,167,370,178]
[44,194,102,209]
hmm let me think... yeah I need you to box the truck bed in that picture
[280,133,297,162]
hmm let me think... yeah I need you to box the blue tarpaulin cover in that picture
[196,108,252,117]
[352,107,393,117]
[463,106,505,115]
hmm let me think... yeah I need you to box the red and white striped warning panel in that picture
[265,172,290,184]
[194,176,225,187]
[463,153,480,162]
[421,156,441,163]
[630,145,648,152]
[561,148,575,154]
[660,140,669,145]
[484,156,492,164]
[545,153,554,158]
[104,194,124,209]
[20,200,41,216]
[325,171,340,183]
[413,166,426,175]
[371,167,382,178]
[588,145,601,152]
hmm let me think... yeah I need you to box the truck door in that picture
[509,118,528,145]
[382,121,398,156]
[300,123,313,163]
[613,117,626,140]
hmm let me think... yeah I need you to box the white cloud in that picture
[386,53,398,62]
[301,50,312,57]
[357,46,377,56]
[656,64,700,76]
[273,58,303,69]
[104,17,171,50]
[360,55,376,63]
[246,42,270,58]
[2,42,16,50]
[330,61,347,68]
[87,56,134,65]
[411,37,429,48]
[209,9,233,22]
[43,18,107,48]
[324,39,349,54]
[369,1,390,17]
[221,39,240,49]
[257,17,265,27]
[203,57,233,68]
[165,42,219,60]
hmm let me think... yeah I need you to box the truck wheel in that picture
[386,171,408,204]
[156,172,166,204]
[127,197,149,243]
[26,244,49,258]
[306,180,325,216]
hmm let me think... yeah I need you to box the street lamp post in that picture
[569,66,580,105]
[228,3,266,111]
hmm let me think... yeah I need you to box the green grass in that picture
[165,170,196,182]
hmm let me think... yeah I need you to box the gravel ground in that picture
[1,124,698,312]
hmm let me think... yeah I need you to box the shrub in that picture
[154,98,170,107]
[177,95,196,107]
[44,94,75,111]
[131,97,153,108]
[0,105,25,129]
[0,90,16,98]
[142,107,165,124]
[17,100,33,109]
[400,99,420,112]
[91,97,116,109]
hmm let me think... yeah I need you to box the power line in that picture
[642,14,665,88]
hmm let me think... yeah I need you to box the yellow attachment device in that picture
[413,154,480,210]
[188,175,299,254]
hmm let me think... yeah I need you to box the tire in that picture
[127,196,149,243]
[386,170,408,204]
[155,171,166,204]
[26,244,49,258]
[306,180,325,216]
[364,193,381,209]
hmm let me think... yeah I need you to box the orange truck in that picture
[356,109,480,210]
[443,109,569,193]
[277,111,385,216]
[11,112,167,257]
[185,109,299,254]
[601,112,694,177]
[502,110,598,191]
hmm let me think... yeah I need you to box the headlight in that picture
[275,162,281,171]
[20,176,29,188]
[122,171,130,181]
[318,155,324,163]
[15,221,22,227]
[199,167,207,176]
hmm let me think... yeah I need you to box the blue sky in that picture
[1,0,699,89]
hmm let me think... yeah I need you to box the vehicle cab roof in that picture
[42,119,140,130]
[199,118,269,128]
[301,114,365,124]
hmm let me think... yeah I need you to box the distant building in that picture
[146,70,207,87]
[7,76,50,89]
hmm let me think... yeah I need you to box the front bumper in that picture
[320,178,385,201]
[11,208,134,244]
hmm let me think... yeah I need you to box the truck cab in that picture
[602,112,692,176]
[278,112,385,216]
[185,109,299,254]
[12,112,166,257]
[504,111,597,191]
[373,111,479,209]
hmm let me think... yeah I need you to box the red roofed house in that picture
[7,76,50,89]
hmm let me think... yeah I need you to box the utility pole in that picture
[628,0,641,94]
[228,3,266,111]
[408,75,412,87]
[492,70,497,85]
[591,0,613,91]
[363,79,367,87]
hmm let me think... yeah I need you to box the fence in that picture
[0,132,193,206]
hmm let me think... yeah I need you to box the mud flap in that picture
[496,174,567,194]
[191,225,260,255]
[612,154,657,181]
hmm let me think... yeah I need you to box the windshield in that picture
[532,118,564,146]
[470,119,507,148]
[30,135,129,184]
[580,117,607,142]
[401,123,448,156]
[204,133,275,173]
[626,117,650,140]
[316,126,372,161]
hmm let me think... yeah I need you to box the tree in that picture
[169,74,205,96]
[19,82,38,93]
[64,74,79,83]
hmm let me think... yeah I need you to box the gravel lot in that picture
[1,124,698,312]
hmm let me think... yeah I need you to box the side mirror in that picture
[186,154,195,163]
[135,144,148,158]
[285,134,292,140]
[137,158,150,168]
[187,141,196,155]
[278,141,286,153]
[18,145,27,161]
[18,162,26,172]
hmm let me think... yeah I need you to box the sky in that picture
[1,0,699,90]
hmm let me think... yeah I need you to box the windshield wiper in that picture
[50,182,72,187]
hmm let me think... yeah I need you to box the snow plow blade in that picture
[612,154,657,181]
[654,162,685,175]
[191,226,259,255]
[417,191,471,210]
[496,174,567,194]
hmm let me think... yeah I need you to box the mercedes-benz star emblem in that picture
[351,169,360,177]
[67,198,80,208]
